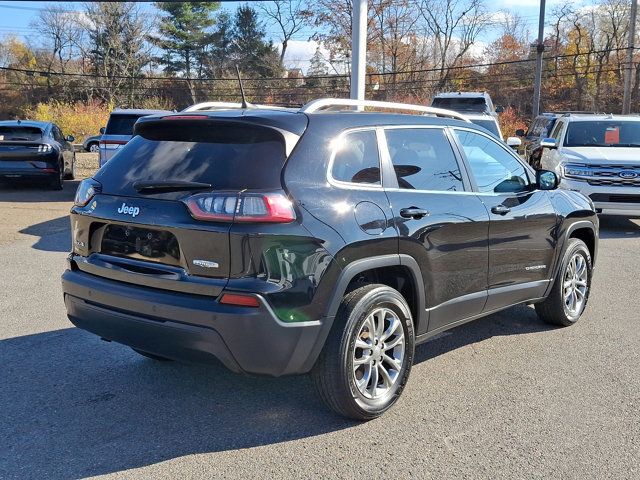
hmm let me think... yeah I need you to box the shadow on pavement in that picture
[416,303,553,364]
[598,215,640,239]
[19,216,71,252]
[1,305,552,479]
[0,180,79,203]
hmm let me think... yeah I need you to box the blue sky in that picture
[0,0,562,70]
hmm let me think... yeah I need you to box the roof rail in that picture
[299,98,471,122]
[182,102,294,112]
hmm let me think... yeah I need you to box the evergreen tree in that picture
[209,11,234,76]
[232,6,281,78]
[306,46,329,87]
[150,2,219,102]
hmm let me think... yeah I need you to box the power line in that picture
[1,46,636,83]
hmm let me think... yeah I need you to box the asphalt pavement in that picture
[1,181,638,479]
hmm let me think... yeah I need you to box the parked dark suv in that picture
[62,99,598,420]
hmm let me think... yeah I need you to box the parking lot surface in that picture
[1,180,639,479]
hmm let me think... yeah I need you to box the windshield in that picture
[105,114,145,136]
[564,121,640,147]
[431,97,488,112]
[0,126,43,141]
[470,119,500,138]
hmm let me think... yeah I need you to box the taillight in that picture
[74,178,101,207]
[37,144,53,153]
[183,192,296,223]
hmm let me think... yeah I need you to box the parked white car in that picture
[539,113,640,213]
[465,112,521,149]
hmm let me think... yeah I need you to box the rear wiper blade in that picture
[133,180,212,193]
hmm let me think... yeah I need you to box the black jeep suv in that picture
[62,99,598,420]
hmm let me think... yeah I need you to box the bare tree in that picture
[81,2,154,106]
[31,5,85,96]
[258,0,313,65]
[417,0,489,89]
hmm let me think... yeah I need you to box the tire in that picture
[48,161,64,190]
[132,348,173,361]
[312,283,415,420]
[64,155,76,180]
[535,238,592,327]
[88,142,99,153]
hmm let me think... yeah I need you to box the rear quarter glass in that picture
[94,121,287,196]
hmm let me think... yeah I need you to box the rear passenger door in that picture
[381,126,490,335]
[452,128,558,312]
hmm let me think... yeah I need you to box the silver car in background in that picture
[99,109,171,166]
[539,113,640,214]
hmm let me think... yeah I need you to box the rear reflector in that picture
[219,293,260,308]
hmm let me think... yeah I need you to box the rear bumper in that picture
[62,269,331,376]
[0,162,58,179]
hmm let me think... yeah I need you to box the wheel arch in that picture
[323,254,426,330]
[565,220,597,265]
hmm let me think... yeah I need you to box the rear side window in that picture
[105,115,144,135]
[385,128,464,192]
[0,126,43,141]
[95,121,286,193]
[331,130,381,185]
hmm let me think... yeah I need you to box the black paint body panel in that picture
[62,109,599,376]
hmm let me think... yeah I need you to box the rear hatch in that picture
[73,115,300,296]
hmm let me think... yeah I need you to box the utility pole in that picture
[532,0,547,119]
[622,0,638,114]
[350,0,367,103]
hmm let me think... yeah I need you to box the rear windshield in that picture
[95,122,287,193]
[564,121,640,147]
[105,114,144,136]
[470,119,500,138]
[0,126,43,141]
[431,97,488,111]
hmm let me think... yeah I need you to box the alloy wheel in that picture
[352,307,405,399]
[563,252,588,316]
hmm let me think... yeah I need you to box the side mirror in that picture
[506,137,522,149]
[66,135,75,142]
[99,127,105,134]
[515,129,525,137]
[495,105,504,113]
[537,170,559,190]
[540,137,557,149]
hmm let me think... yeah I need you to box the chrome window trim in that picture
[326,127,384,190]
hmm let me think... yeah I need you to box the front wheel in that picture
[88,143,99,153]
[535,238,592,326]
[312,284,415,420]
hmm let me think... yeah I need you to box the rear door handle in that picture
[491,205,511,215]
[400,207,430,219]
